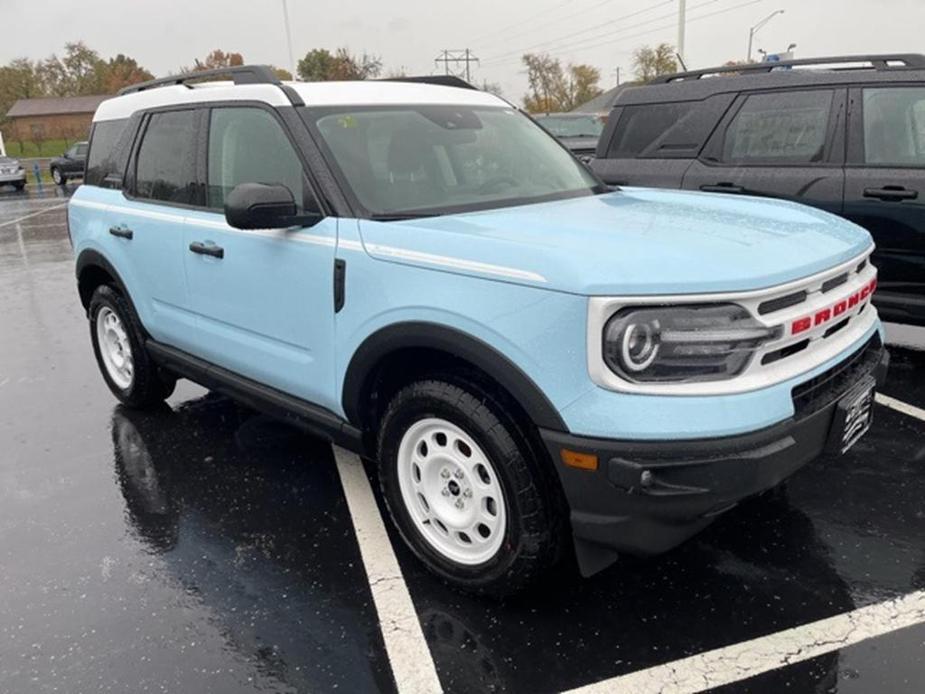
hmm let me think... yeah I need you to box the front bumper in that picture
[541,334,889,576]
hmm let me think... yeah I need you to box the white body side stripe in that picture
[68,199,546,282]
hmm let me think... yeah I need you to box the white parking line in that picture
[875,393,925,422]
[0,203,68,229]
[333,447,443,694]
[563,590,925,694]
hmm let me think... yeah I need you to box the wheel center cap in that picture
[448,480,461,496]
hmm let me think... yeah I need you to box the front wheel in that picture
[52,168,65,185]
[377,379,563,596]
[89,285,176,408]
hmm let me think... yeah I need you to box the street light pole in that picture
[677,0,687,66]
[747,9,785,62]
[281,0,296,78]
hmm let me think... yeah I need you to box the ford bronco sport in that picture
[69,66,888,595]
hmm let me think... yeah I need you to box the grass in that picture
[3,139,73,158]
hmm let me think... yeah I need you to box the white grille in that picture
[587,248,879,396]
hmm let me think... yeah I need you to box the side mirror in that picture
[224,183,322,230]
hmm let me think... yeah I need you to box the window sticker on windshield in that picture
[337,115,359,128]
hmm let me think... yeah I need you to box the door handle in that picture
[700,183,746,194]
[863,186,918,201]
[189,241,224,259]
[109,226,133,240]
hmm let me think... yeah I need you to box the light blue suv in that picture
[69,66,888,595]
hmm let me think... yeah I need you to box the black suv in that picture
[50,141,88,185]
[592,54,925,327]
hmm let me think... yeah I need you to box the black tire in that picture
[377,378,564,596]
[13,182,25,191]
[89,284,176,408]
[52,168,65,186]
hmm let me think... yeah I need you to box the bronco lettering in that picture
[792,278,878,335]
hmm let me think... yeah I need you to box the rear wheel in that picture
[13,181,25,191]
[377,379,563,596]
[52,168,65,185]
[89,285,175,408]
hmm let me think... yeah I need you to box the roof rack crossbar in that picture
[650,53,925,84]
[379,75,477,90]
[118,65,281,95]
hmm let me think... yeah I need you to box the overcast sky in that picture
[3,0,925,102]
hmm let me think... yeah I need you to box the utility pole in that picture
[280,0,296,78]
[614,66,621,87]
[434,50,480,81]
[676,0,686,67]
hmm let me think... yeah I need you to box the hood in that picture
[357,188,873,296]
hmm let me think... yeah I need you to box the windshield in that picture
[535,115,605,139]
[306,105,601,217]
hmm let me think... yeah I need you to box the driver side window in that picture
[207,107,309,212]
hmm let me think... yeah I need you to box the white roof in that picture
[93,80,508,122]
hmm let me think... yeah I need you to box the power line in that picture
[480,0,719,65]
[474,0,674,52]
[468,0,589,45]
[482,0,765,68]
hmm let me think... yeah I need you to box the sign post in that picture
[0,130,6,157]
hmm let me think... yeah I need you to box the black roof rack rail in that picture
[650,53,925,84]
[118,64,282,95]
[379,75,477,90]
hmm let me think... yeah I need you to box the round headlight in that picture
[620,321,660,372]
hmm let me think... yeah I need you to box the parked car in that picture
[0,155,26,191]
[534,112,605,158]
[69,66,887,595]
[50,141,88,185]
[592,53,925,327]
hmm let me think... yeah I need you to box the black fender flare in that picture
[75,249,135,313]
[342,321,568,432]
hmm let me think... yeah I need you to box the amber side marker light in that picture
[560,449,599,471]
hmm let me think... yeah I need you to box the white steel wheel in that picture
[397,418,507,565]
[96,306,134,390]
[52,168,63,185]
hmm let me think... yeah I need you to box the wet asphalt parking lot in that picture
[1,185,923,694]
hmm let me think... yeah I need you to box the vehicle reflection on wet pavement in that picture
[1,187,923,693]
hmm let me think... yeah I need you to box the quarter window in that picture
[85,119,129,187]
[207,107,308,211]
[722,90,833,164]
[863,87,925,166]
[134,110,201,205]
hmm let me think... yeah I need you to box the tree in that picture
[185,49,245,73]
[522,54,602,113]
[38,42,105,96]
[632,43,678,83]
[296,48,382,81]
[0,58,42,129]
[271,66,293,81]
[99,54,154,93]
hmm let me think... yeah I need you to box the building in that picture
[5,95,111,143]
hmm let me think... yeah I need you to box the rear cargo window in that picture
[606,102,694,158]
[85,119,129,187]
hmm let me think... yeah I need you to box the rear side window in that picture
[863,87,925,166]
[85,119,129,187]
[207,107,307,211]
[721,90,833,164]
[134,110,201,205]
[607,102,694,158]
